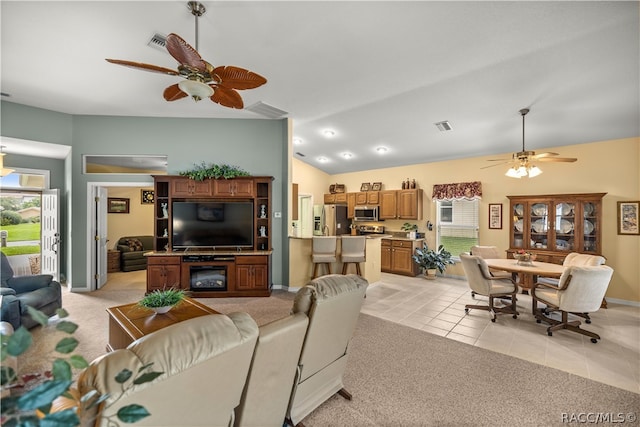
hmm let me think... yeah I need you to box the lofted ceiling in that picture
[1,1,638,174]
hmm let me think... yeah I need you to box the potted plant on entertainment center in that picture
[412,243,454,280]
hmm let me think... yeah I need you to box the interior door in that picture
[40,189,60,281]
[92,186,108,289]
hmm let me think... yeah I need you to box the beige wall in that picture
[292,158,331,206]
[292,137,640,302]
[106,187,154,249]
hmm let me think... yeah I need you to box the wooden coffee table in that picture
[106,297,219,351]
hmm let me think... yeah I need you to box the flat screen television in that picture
[172,201,254,250]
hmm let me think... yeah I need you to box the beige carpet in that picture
[19,272,640,426]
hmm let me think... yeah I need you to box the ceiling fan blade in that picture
[105,59,179,76]
[532,152,559,159]
[163,84,189,102]
[486,158,511,162]
[166,33,206,72]
[210,85,244,109]
[537,157,578,163]
[213,66,267,90]
[481,161,512,169]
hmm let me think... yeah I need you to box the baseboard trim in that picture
[604,297,640,307]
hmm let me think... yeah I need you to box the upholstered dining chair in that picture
[469,245,512,296]
[340,236,366,275]
[311,236,337,279]
[537,252,606,324]
[459,253,519,322]
[531,265,613,343]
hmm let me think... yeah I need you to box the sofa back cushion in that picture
[117,236,154,251]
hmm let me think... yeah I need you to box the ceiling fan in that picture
[483,108,577,178]
[106,1,266,109]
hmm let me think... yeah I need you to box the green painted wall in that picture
[1,101,289,290]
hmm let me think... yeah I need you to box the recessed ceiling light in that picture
[317,156,328,163]
[376,146,388,154]
[341,152,353,159]
[323,129,336,138]
[435,121,453,131]
[293,138,303,145]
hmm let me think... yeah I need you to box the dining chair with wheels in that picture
[469,245,513,297]
[537,252,606,324]
[459,253,519,322]
[531,264,613,343]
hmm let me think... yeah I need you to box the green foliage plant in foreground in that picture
[1,306,163,426]
[138,288,186,309]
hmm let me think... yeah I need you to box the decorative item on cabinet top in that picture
[329,183,346,194]
[360,182,371,192]
[371,182,382,191]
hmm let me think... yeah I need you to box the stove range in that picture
[358,225,385,235]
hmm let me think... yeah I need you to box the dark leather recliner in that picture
[116,235,154,272]
[0,253,62,329]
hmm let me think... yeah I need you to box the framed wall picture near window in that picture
[617,201,639,235]
[108,198,130,214]
[489,203,502,229]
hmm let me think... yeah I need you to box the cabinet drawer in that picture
[236,255,268,265]
[381,239,392,247]
[147,256,180,265]
[392,240,413,248]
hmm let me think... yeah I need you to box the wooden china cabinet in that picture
[506,193,606,295]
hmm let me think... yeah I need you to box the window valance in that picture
[432,181,482,201]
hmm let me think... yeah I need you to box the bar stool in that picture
[340,236,366,275]
[311,236,337,279]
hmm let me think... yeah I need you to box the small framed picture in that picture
[108,198,130,214]
[371,182,382,191]
[141,190,154,204]
[617,201,639,235]
[360,182,371,192]
[488,203,502,229]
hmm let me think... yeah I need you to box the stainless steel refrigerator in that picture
[313,204,349,236]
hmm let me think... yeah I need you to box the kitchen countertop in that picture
[289,234,392,240]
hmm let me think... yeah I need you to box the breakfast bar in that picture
[288,234,387,288]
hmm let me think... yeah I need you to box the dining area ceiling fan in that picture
[483,108,577,178]
[105,1,267,109]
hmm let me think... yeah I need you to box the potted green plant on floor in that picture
[138,288,186,314]
[412,243,454,280]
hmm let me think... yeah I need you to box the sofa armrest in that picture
[0,287,17,297]
[8,275,54,294]
[117,245,132,253]
[1,294,21,330]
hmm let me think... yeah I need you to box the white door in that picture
[41,189,60,281]
[92,187,108,289]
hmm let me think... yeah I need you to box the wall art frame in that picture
[488,203,502,229]
[617,201,639,235]
[107,198,130,214]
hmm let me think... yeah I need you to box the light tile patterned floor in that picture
[361,273,640,394]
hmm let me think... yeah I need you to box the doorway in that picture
[87,182,154,290]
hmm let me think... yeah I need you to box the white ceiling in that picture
[1,1,638,174]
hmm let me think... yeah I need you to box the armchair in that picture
[469,245,512,296]
[0,252,62,329]
[532,265,613,343]
[286,274,368,427]
[116,235,154,272]
[77,312,259,427]
[459,253,519,322]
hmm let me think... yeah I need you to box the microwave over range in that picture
[353,206,379,222]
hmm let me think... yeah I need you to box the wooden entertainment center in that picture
[145,175,273,297]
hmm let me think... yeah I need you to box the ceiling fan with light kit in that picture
[483,108,577,178]
[106,1,267,109]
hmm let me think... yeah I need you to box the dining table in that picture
[483,258,564,293]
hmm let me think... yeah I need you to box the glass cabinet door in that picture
[512,203,525,249]
[582,201,598,252]
[554,202,575,252]
[529,202,550,250]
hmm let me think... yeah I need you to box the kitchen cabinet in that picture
[347,193,356,218]
[379,189,423,220]
[355,191,379,205]
[381,238,422,276]
[506,193,605,262]
[324,193,347,204]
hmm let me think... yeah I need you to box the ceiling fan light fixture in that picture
[528,165,543,178]
[178,79,214,102]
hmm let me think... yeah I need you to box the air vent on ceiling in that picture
[147,33,167,51]
[435,120,453,131]
[245,102,288,119]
